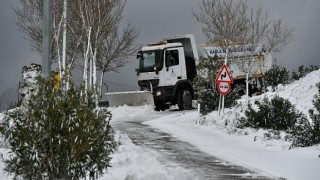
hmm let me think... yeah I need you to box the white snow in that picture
[101,132,194,180]
[0,70,320,179]
[145,110,320,180]
[107,69,320,180]
[259,69,320,118]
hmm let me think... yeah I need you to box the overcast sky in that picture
[1,0,320,94]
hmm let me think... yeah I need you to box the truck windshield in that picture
[138,50,163,72]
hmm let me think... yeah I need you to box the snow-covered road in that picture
[113,120,273,180]
[109,100,320,180]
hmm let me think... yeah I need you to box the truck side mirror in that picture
[137,51,143,60]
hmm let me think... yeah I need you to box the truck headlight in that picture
[156,90,162,96]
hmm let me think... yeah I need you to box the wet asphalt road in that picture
[113,121,279,180]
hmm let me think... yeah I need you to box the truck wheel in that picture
[177,89,192,110]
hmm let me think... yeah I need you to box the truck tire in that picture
[177,89,192,110]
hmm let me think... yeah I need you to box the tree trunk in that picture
[62,0,68,90]
[246,73,249,109]
[83,27,92,92]
[99,70,105,98]
[89,54,93,89]
[93,48,97,90]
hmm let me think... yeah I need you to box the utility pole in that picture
[42,0,52,77]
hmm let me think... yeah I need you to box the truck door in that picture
[163,48,183,86]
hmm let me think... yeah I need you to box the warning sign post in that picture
[215,64,233,116]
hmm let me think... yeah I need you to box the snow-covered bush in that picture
[264,64,289,91]
[0,76,116,179]
[288,116,313,147]
[239,96,304,130]
[290,83,320,147]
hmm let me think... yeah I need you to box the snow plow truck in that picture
[106,34,272,110]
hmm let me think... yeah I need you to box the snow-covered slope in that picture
[262,69,320,117]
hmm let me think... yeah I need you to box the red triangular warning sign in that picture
[215,64,233,83]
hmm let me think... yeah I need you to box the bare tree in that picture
[236,7,294,105]
[70,0,139,94]
[97,24,139,94]
[193,0,248,62]
[15,0,82,71]
[194,0,294,108]
[193,0,294,53]
[233,7,271,105]
[15,0,139,95]
[267,19,295,52]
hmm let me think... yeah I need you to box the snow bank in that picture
[259,69,320,117]
[102,131,194,180]
[276,70,320,115]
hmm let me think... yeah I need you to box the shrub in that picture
[290,83,320,147]
[307,109,320,144]
[239,96,303,130]
[0,76,116,179]
[289,113,314,147]
[264,64,289,91]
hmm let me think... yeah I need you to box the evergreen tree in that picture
[264,63,289,91]
[0,76,116,179]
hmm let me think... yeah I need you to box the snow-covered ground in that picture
[0,70,320,179]
[101,131,194,180]
[106,69,320,180]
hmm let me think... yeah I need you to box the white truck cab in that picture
[136,34,199,110]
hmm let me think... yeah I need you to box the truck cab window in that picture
[138,50,163,72]
[166,50,179,67]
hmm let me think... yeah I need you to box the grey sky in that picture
[1,0,320,94]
